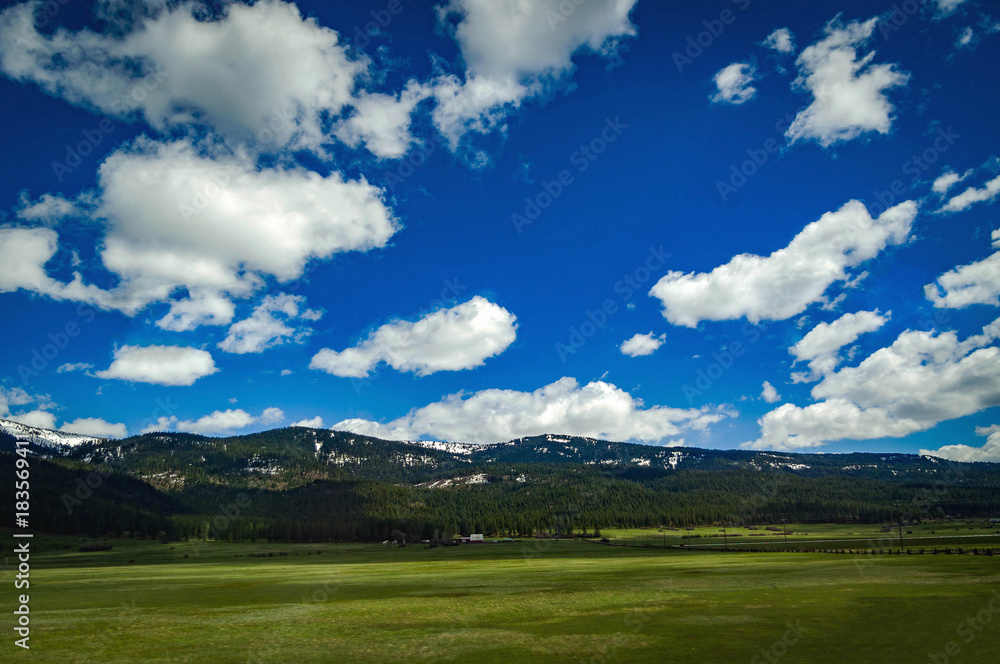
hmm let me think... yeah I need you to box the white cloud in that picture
[334,82,429,159]
[956,26,974,48]
[57,362,94,373]
[5,138,398,327]
[761,381,781,403]
[789,310,889,382]
[939,174,1000,213]
[0,387,57,429]
[745,317,1000,450]
[932,0,969,18]
[932,168,972,195]
[925,243,1000,308]
[7,409,58,430]
[292,416,324,429]
[60,417,127,439]
[310,296,517,378]
[219,293,319,354]
[921,426,1000,463]
[16,193,83,222]
[95,345,218,386]
[333,376,731,445]
[763,28,795,54]
[0,227,119,307]
[156,292,236,333]
[0,0,365,152]
[786,17,909,147]
[425,0,637,149]
[649,200,917,327]
[711,63,756,105]
[280,369,293,376]
[177,408,256,435]
[140,415,177,434]
[0,387,36,415]
[620,332,666,357]
[259,407,285,425]
[743,399,923,451]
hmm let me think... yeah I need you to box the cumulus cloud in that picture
[176,408,256,435]
[789,310,889,382]
[932,0,969,19]
[5,138,398,327]
[939,174,1000,213]
[16,193,83,222]
[140,415,178,434]
[168,406,285,434]
[424,0,637,149]
[334,82,429,159]
[763,27,795,53]
[0,387,56,428]
[57,362,94,373]
[292,416,324,428]
[932,168,972,195]
[711,63,756,104]
[649,200,917,327]
[921,425,1000,463]
[7,410,58,430]
[0,0,365,152]
[620,332,666,357]
[95,345,218,386]
[219,293,320,354]
[310,296,517,378]
[925,233,1000,308]
[745,317,1000,450]
[259,407,285,425]
[333,376,731,445]
[760,381,781,403]
[60,417,127,438]
[0,226,121,308]
[786,17,909,147]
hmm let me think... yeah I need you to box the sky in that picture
[1,0,999,461]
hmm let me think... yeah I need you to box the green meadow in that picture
[601,520,1000,551]
[8,527,1000,664]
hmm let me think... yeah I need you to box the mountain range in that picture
[3,418,998,542]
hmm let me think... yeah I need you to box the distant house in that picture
[459,534,485,543]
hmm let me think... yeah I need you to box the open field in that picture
[600,520,1000,551]
[7,530,1000,663]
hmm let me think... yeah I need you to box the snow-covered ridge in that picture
[0,418,104,450]
[405,440,480,455]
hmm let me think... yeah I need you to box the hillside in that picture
[3,420,999,541]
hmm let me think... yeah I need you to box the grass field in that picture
[7,529,1000,663]
[600,520,1000,551]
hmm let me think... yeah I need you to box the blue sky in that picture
[1,0,999,459]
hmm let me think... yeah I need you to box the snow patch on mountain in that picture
[0,418,104,450]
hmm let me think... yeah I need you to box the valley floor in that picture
[8,533,1000,663]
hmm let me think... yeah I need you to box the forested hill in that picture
[3,422,999,542]
[12,423,990,486]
